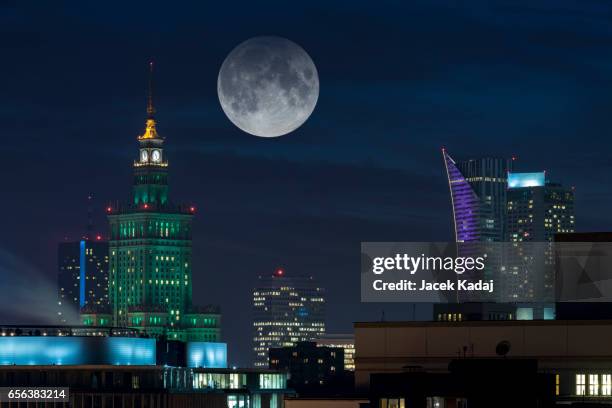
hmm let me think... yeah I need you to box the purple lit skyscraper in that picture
[442,149,513,304]
[442,149,513,243]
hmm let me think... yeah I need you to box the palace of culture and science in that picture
[81,65,221,342]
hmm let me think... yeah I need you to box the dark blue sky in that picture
[1,0,612,366]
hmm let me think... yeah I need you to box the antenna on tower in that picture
[147,61,155,118]
[86,194,94,240]
[138,61,161,140]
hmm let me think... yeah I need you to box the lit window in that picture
[603,374,612,396]
[555,374,560,396]
[590,374,599,396]
[576,374,586,396]
[132,375,140,389]
[380,398,405,408]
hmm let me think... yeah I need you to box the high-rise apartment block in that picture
[506,172,575,242]
[57,238,109,324]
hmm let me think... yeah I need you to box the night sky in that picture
[2,0,612,366]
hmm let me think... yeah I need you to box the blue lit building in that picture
[507,172,546,189]
[57,238,109,323]
[0,325,288,407]
[0,335,156,366]
[0,326,226,368]
[187,341,227,368]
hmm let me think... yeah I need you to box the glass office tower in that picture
[252,269,325,367]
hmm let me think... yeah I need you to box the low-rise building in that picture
[355,320,612,406]
[269,341,346,395]
[0,325,290,408]
[0,365,289,408]
[316,334,355,371]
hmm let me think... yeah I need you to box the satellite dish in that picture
[496,340,511,357]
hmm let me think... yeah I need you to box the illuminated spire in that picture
[139,61,160,140]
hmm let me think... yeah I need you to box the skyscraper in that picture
[442,149,513,242]
[253,268,325,367]
[506,172,575,242]
[106,64,220,342]
[442,149,513,305]
[504,171,575,313]
[57,238,109,324]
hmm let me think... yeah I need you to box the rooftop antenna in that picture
[147,61,155,119]
[139,61,160,141]
[86,194,94,240]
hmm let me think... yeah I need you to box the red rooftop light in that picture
[106,206,112,212]
[275,268,284,276]
[96,235,102,241]
[144,203,149,209]
[189,206,196,213]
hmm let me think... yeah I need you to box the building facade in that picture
[315,334,355,371]
[506,172,575,242]
[354,320,612,406]
[442,150,513,305]
[503,172,575,309]
[269,341,344,392]
[0,325,284,408]
[433,303,516,322]
[105,66,220,342]
[57,239,109,324]
[442,149,513,243]
[0,366,288,408]
[253,269,325,367]
[369,359,552,408]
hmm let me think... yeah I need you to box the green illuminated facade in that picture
[104,68,221,342]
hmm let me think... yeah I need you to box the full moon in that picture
[217,36,319,138]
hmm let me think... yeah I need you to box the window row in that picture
[576,374,612,396]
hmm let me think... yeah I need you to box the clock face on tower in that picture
[140,150,148,163]
[151,150,161,163]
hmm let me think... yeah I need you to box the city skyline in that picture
[2,1,612,367]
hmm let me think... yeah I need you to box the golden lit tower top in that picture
[139,61,160,140]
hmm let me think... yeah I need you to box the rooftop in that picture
[354,319,612,328]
